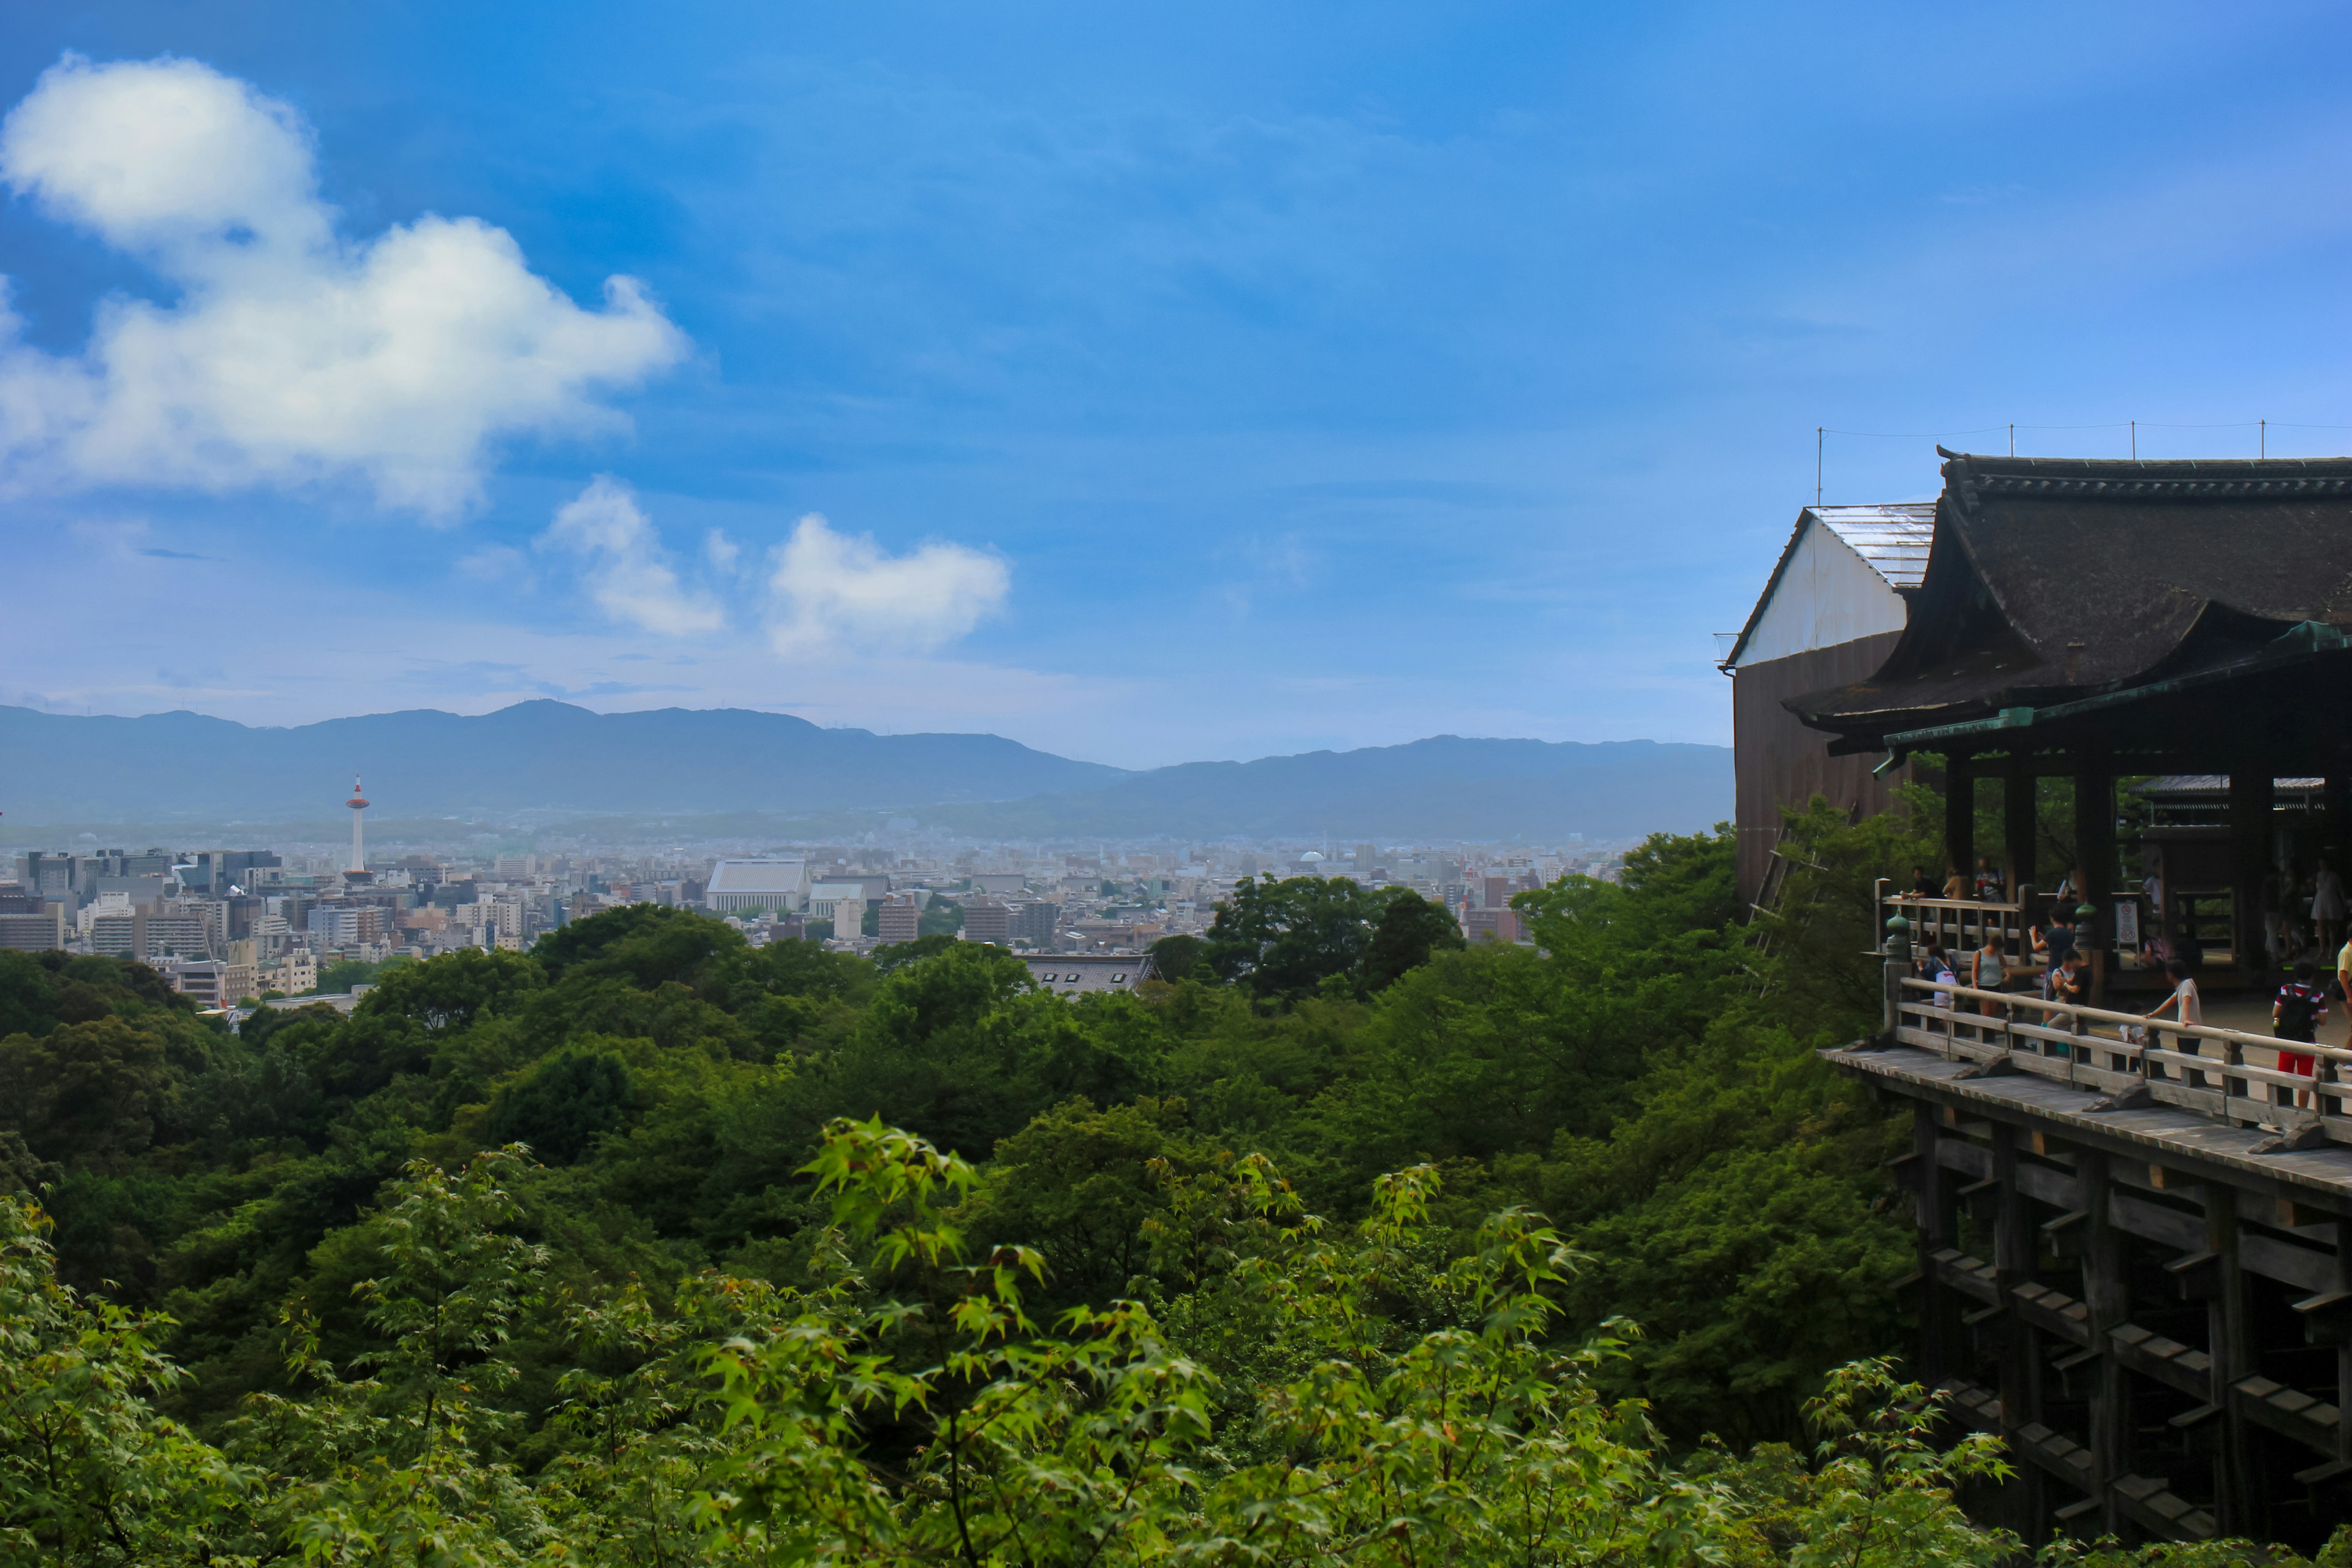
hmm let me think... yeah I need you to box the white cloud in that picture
[704,528,741,570]
[538,476,723,636]
[0,54,688,521]
[764,514,1009,656]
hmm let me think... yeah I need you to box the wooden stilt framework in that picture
[1838,954,2352,1548]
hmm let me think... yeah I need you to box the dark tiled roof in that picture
[1789,453,2352,741]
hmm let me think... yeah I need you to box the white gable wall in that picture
[1734,521,1907,665]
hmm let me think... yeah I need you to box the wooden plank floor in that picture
[1828,1042,2352,1199]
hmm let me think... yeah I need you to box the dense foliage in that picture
[4,810,2305,1561]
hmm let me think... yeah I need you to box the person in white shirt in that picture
[2144,957,2202,1077]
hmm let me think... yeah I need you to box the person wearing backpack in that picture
[2275,962,2329,1112]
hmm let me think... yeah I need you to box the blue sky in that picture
[3,1,2350,769]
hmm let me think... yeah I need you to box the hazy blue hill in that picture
[0,705,1730,842]
[917,736,1732,841]
[0,701,1130,822]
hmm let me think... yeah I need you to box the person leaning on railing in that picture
[2275,962,2328,1113]
[2051,949,2090,1025]
[1942,862,1972,901]
[1969,926,2010,1017]
[2142,958,2202,1073]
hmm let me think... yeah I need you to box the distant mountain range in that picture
[0,702,1729,842]
[920,736,1730,842]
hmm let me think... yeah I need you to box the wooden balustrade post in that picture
[1883,911,1912,1047]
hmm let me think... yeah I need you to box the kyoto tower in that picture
[345,775,370,877]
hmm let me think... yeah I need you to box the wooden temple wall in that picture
[1731,630,1907,911]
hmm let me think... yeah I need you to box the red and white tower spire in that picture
[345,775,370,874]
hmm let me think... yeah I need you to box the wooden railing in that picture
[1885,976,2350,1145]
[1885,895,2032,966]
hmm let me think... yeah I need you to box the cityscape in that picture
[0,777,1623,1012]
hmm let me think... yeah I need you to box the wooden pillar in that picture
[1916,1102,1956,1385]
[2078,1151,2131,1533]
[2005,763,2039,904]
[2328,774,2351,925]
[2231,770,2274,978]
[1946,752,1976,893]
[2074,761,2117,1001]
[2337,1226,2352,1470]
[1991,1124,2046,1539]
[2203,1183,2255,1537]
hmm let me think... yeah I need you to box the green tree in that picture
[1145,932,1210,983]
[0,1193,258,1563]
[1359,886,1465,990]
[1202,875,1394,1000]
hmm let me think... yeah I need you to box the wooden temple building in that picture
[1801,451,2352,1547]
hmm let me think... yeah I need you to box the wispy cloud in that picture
[537,476,725,637]
[764,514,1008,657]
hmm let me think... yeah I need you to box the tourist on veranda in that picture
[1942,862,1972,901]
[1911,864,1938,897]
[2339,929,2352,1050]
[2034,905,2077,990]
[2313,855,2346,959]
[2052,949,2091,1039]
[2275,961,2328,1113]
[1928,941,1959,1027]
[1969,925,2010,1018]
[2143,957,2202,1074]
[1975,854,2005,902]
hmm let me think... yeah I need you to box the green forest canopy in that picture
[2,804,2319,1562]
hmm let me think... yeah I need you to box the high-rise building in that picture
[876,896,921,943]
[962,900,1012,944]
[1009,902,1060,944]
[0,900,64,951]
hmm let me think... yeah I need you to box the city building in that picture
[876,895,921,943]
[1461,907,1526,943]
[807,879,873,923]
[0,895,64,951]
[704,858,807,913]
[1009,900,1059,944]
[961,899,1012,944]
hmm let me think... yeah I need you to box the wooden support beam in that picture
[1916,1101,1957,1385]
[1946,752,1976,894]
[2073,761,2117,1003]
[2004,766,2038,910]
[2078,1151,2130,1535]
[1991,1123,2048,1540]
[2231,769,2274,981]
[2203,1182,2255,1535]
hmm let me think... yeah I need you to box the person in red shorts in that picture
[2275,962,2329,1112]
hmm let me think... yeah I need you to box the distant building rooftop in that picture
[706,858,807,896]
[1021,952,1157,995]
